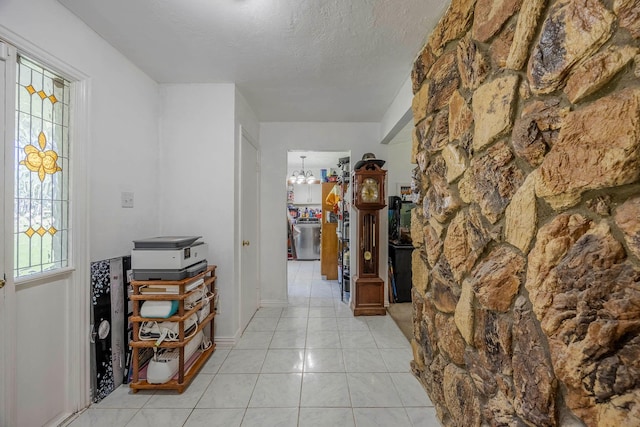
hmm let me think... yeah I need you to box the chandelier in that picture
[288,155,316,184]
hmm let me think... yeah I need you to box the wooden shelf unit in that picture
[129,265,217,393]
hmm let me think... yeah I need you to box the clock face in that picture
[361,178,379,203]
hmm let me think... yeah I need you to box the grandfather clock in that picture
[352,162,387,316]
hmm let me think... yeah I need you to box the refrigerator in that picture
[292,218,321,260]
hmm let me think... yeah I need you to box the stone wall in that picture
[408,0,640,425]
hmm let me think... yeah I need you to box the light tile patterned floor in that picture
[64,261,439,427]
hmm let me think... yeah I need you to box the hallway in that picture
[64,261,438,427]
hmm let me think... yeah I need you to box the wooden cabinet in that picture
[320,182,338,280]
[389,243,413,303]
[293,183,322,205]
[128,266,217,393]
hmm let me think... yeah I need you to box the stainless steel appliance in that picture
[293,218,321,260]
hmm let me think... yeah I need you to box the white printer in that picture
[131,236,208,280]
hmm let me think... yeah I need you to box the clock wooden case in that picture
[352,163,387,316]
[353,164,386,210]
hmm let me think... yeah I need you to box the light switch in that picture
[121,192,134,208]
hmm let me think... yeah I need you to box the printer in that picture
[131,236,208,280]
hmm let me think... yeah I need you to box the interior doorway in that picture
[285,150,349,294]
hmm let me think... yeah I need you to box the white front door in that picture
[0,40,17,427]
[239,127,259,332]
[0,39,90,426]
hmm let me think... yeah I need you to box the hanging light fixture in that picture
[288,155,316,184]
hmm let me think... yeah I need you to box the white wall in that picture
[259,122,387,305]
[379,76,413,145]
[386,139,414,196]
[0,0,161,262]
[0,1,160,425]
[158,84,240,340]
[380,74,414,196]
[89,66,160,260]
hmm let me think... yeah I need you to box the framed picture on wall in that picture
[397,183,411,201]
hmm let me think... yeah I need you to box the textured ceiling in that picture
[57,0,445,122]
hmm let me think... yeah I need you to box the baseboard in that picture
[48,410,81,427]
[213,340,235,349]
[214,328,241,349]
[259,299,289,308]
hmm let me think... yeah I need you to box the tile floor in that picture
[64,261,439,427]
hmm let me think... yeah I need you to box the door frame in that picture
[0,39,17,427]
[0,29,91,423]
[237,125,260,333]
[67,77,91,415]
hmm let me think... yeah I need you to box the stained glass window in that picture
[14,55,70,278]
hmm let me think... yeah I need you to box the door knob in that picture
[242,240,250,246]
[0,278,5,289]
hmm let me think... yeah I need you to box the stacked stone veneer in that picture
[408,0,640,425]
